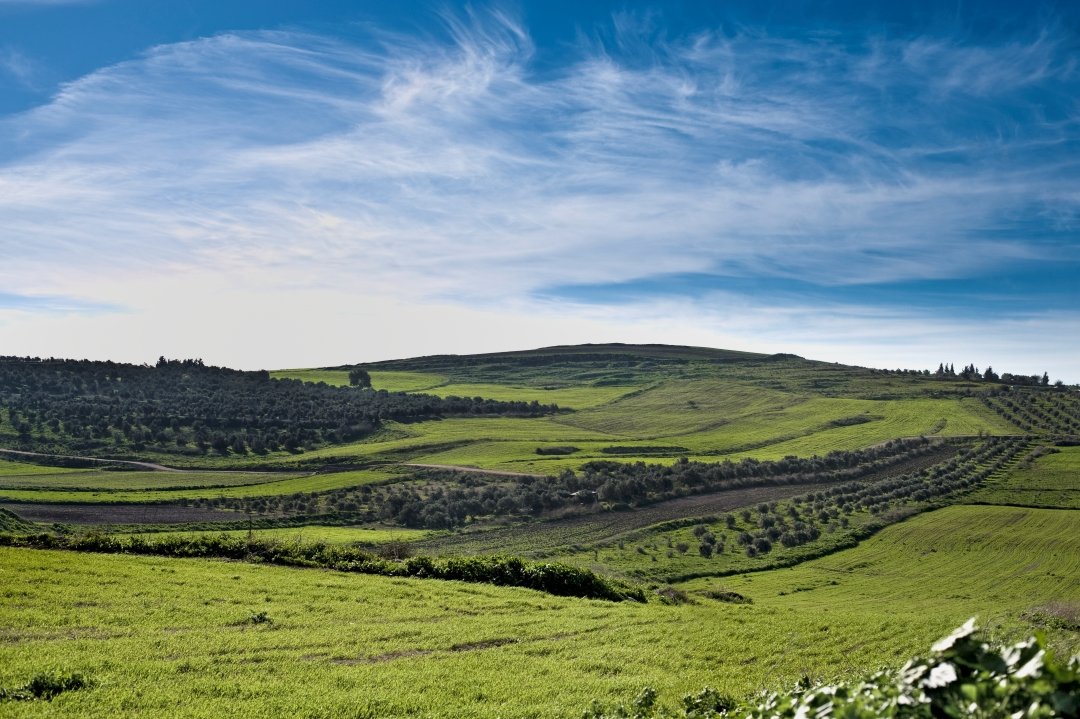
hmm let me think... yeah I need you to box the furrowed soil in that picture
[0,502,241,525]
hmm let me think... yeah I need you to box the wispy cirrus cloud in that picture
[0,9,1077,376]
[0,46,42,89]
[0,291,121,314]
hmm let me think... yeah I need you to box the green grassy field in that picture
[426,382,638,409]
[7,350,1028,481]
[273,367,640,410]
[551,379,796,436]
[0,469,302,492]
[368,370,448,392]
[268,368,354,386]
[967,445,1080,509]
[0,468,395,504]
[269,392,1019,475]
[1,346,1075,717]
[1,501,1074,718]
[0,459,94,477]
[679,504,1080,649]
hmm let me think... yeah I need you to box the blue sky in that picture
[1,0,1078,381]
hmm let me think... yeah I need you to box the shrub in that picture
[703,589,751,605]
[580,621,1080,718]
[240,610,272,626]
[655,587,694,605]
[535,446,579,455]
[0,671,92,702]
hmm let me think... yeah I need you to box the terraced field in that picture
[967,445,1080,509]
[680,504,1080,652]
[273,393,1019,474]
[271,370,637,409]
[0,468,394,504]
[0,459,94,477]
[0,467,299,492]
[552,379,796,436]
[268,369,354,386]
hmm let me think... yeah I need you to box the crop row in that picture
[724,437,1027,558]
[981,389,1080,435]
[183,437,943,530]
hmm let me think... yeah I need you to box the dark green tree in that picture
[349,368,372,388]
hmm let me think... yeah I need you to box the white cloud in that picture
[0,12,1077,378]
[0,46,41,89]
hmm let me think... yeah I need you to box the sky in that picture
[1,0,1078,381]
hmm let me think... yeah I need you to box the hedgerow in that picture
[0,532,645,603]
[582,620,1079,717]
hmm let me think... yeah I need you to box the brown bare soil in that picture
[0,502,241,525]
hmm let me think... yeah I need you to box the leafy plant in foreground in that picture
[582,620,1079,717]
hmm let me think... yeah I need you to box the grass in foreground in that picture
[1,502,1076,718]
[584,621,1079,718]
[679,504,1080,651]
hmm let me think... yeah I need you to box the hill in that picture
[0,343,1077,717]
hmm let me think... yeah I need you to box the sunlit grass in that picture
[1,502,1074,717]
[0,468,395,503]
[967,445,1080,509]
